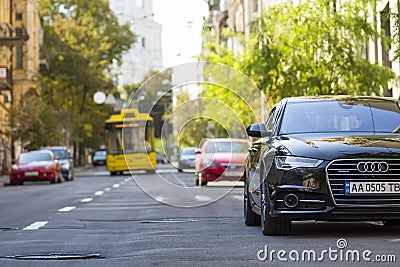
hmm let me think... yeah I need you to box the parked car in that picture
[92,150,107,166]
[178,147,198,171]
[244,96,400,236]
[9,150,62,185]
[40,146,74,181]
[156,152,166,164]
[195,138,248,186]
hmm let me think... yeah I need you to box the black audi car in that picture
[244,96,400,235]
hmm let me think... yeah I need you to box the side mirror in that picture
[246,123,272,138]
[195,149,202,155]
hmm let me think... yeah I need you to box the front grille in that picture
[326,159,400,206]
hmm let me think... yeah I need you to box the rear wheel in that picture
[260,180,291,236]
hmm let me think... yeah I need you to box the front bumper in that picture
[267,160,400,221]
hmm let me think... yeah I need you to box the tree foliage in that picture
[20,0,136,163]
[242,0,395,104]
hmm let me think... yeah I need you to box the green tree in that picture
[38,0,135,165]
[242,0,394,105]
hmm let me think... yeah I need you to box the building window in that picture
[136,0,144,9]
[15,13,22,21]
[141,37,146,48]
[15,27,23,37]
[16,46,23,69]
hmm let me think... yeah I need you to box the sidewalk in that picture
[0,165,92,187]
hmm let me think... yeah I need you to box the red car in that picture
[195,138,249,186]
[9,150,62,185]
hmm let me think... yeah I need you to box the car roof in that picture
[284,95,397,104]
[40,146,67,150]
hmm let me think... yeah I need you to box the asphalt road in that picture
[0,164,399,266]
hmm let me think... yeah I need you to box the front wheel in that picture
[260,180,291,236]
[244,176,260,226]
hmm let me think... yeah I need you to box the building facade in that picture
[109,0,163,86]
[0,0,43,172]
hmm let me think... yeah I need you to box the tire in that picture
[110,171,117,176]
[244,175,260,226]
[18,181,24,185]
[260,179,291,236]
[383,220,400,226]
[9,180,17,186]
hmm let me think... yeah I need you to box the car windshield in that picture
[181,148,197,155]
[95,151,106,156]
[280,100,400,134]
[19,152,52,163]
[205,141,248,153]
[49,149,68,160]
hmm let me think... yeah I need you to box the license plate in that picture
[345,181,400,195]
[24,171,39,177]
[223,171,243,177]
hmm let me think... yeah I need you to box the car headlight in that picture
[275,156,323,170]
[61,163,70,169]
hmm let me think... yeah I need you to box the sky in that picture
[153,0,209,67]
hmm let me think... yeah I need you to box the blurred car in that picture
[195,138,248,186]
[41,146,74,181]
[156,152,166,164]
[178,147,198,171]
[92,150,107,166]
[9,150,62,185]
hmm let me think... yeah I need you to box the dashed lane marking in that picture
[80,198,93,203]
[23,221,48,230]
[58,206,76,212]
[94,191,104,196]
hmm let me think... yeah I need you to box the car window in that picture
[50,149,68,159]
[265,107,277,132]
[279,100,392,134]
[19,152,52,163]
[182,148,197,155]
[205,141,247,153]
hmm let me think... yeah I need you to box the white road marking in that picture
[58,206,76,212]
[104,188,111,191]
[112,184,120,188]
[23,221,48,230]
[124,178,130,182]
[80,198,93,203]
[195,195,213,202]
[94,191,104,195]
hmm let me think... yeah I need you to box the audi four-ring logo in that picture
[356,161,389,173]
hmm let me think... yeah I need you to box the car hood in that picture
[203,152,247,164]
[278,133,400,160]
[17,161,53,170]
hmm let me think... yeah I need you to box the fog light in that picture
[284,194,299,208]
